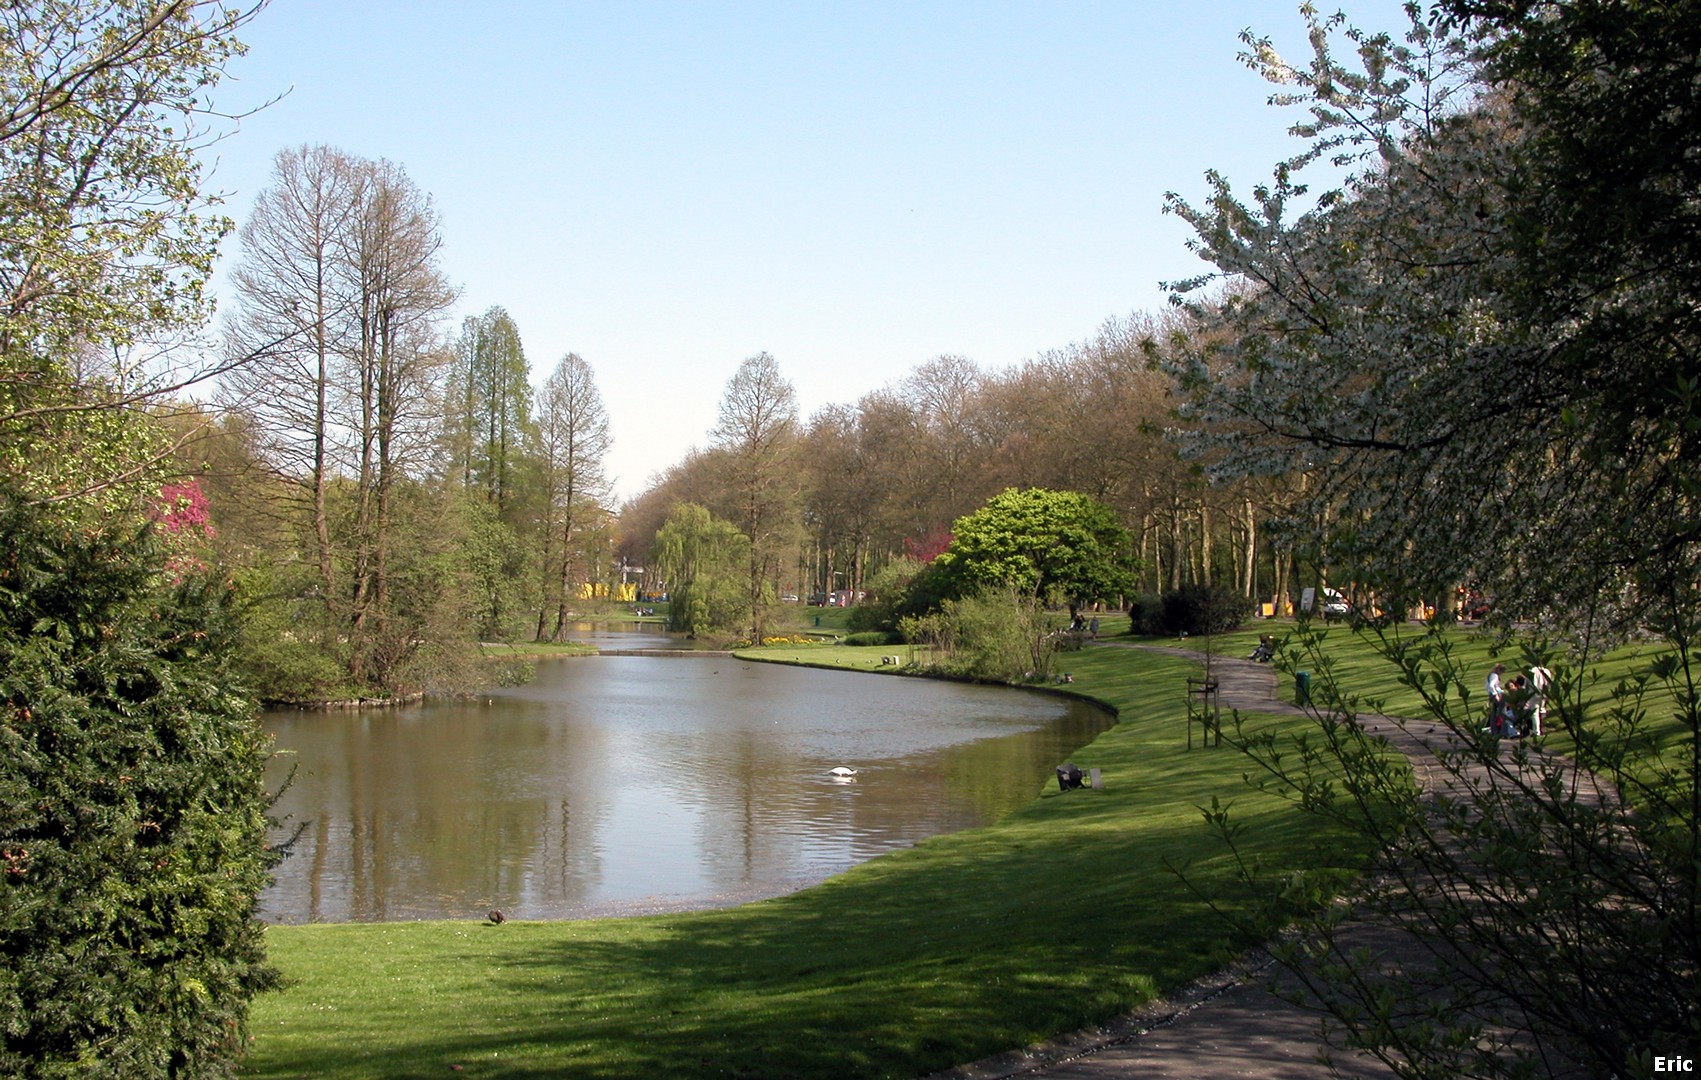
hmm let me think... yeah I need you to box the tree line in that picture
[190,161,1312,691]
[3,0,1695,1072]
[621,327,1304,638]
[1155,3,1701,1075]
[179,147,614,702]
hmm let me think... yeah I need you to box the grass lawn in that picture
[772,603,858,634]
[478,640,596,659]
[246,643,1358,1078]
[1182,619,1696,753]
[269,617,1692,1078]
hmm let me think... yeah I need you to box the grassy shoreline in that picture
[245,635,1357,1078]
[247,617,1693,1077]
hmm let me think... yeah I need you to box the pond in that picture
[260,654,1111,923]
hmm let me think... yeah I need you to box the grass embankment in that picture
[247,643,1355,1079]
[478,640,597,659]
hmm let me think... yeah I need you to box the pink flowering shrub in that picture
[150,479,216,579]
[904,529,952,563]
[153,480,216,540]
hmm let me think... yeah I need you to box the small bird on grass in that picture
[487,909,506,924]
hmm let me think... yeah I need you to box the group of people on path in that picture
[1486,662,1552,739]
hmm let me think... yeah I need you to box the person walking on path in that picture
[1486,662,1506,732]
[937,643,1608,1080]
[1528,664,1553,737]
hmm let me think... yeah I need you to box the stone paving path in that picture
[924,643,1462,1080]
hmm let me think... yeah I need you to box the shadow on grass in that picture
[247,650,1361,1080]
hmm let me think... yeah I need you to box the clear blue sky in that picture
[202,1,1414,500]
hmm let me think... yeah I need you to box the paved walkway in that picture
[925,644,1461,1080]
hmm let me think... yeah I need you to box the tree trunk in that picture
[1199,503,1213,587]
[1242,496,1257,598]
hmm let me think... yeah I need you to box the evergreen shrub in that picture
[0,501,277,1077]
[1158,582,1253,636]
[841,631,904,647]
[1127,593,1164,636]
[1130,584,1254,637]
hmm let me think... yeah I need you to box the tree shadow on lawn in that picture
[250,644,1353,1079]
[252,795,1345,1080]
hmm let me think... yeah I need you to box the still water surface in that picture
[261,651,1110,923]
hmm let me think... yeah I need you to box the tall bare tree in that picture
[339,157,456,683]
[711,352,798,641]
[536,352,612,640]
[221,145,359,637]
[800,403,880,597]
[220,147,454,689]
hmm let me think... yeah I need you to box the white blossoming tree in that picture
[1163,4,1699,1075]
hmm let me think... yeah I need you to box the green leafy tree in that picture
[229,560,349,703]
[651,503,750,637]
[456,490,530,643]
[0,499,277,1076]
[2,1,259,506]
[934,488,1135,617]
[448,307,533,510]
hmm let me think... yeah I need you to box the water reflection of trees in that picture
[262,662,1112,922]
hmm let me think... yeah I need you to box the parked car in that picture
[1322,588,1351,620]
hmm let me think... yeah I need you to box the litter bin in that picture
[1295,671,1312,707]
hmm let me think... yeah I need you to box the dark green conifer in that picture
[0,500,277,1077]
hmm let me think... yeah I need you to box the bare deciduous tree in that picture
[219,146,455,688]
[536,352,612,641]
[712,352,798,641]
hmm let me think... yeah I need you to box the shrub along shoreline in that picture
[243,634,1363,1079]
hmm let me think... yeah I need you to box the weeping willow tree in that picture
[651,503,750,638]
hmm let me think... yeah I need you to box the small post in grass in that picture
[1186,677,1221,748]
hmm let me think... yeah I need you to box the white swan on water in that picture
[829,766,859,779]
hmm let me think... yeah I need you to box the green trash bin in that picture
[1295,671,1312,707]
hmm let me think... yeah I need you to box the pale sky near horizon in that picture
[201,1,1414,501]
